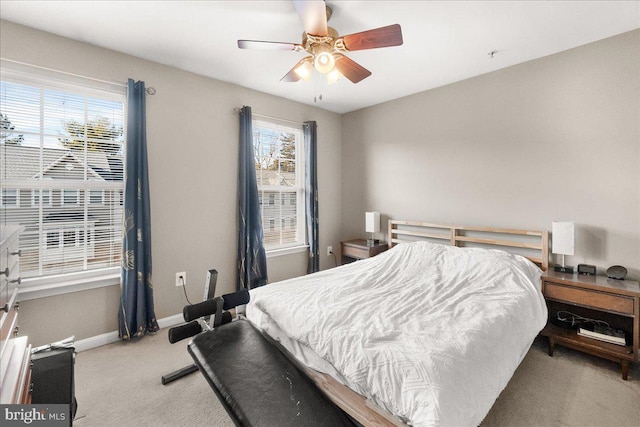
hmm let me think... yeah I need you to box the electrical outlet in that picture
[176,272,186,287]
[327,246,333,256]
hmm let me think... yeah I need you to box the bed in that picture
[245,220,549,426]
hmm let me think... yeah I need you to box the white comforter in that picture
[246,241,547,426]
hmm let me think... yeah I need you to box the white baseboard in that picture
[75,313,184,352]
[74,331,119,352]
[157,314,184,329]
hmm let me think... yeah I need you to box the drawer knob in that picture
[0,267,8,277]
[10,277,21,285]
[13,326,19,336]
[10,249,21,257]
[1,303,8,313]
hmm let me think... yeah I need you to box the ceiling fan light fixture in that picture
[312,44,335,74]
[326,67,342,84]
[237,3,403,85]
[294,57,314,80]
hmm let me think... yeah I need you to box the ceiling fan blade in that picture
[238,40,299,50]
[281,60,305,82]
[293,0,328,36]
[334,55,372,84]
[342,24,403,51]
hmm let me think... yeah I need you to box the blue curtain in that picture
[118,79,159,340]
[304,121,319,274]
[237,106,268,290]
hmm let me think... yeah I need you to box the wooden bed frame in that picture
[303,220,550,426]
[388,220,549,271]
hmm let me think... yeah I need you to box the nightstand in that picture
[540,270,640,380]
[340,239,388,264]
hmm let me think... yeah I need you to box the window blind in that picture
[252,119,305,250]
[0,68,126,280]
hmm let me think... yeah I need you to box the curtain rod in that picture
[233,107,305,126]
[1,58,156,94]
[2,58,125,87]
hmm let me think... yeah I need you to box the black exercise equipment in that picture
[162,269,217,385]
[187,307,355,426]
[162,269,251,385]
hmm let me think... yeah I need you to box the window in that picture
[1,63,125,286]
[0,189,19,207]
[43,222,96,263]
[32,189,52,207]
[89,190,104,204]
[253,119,305,250]
[63,189,79,205]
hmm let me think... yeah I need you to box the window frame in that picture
[0,60,126,299]
[252,119,307,255]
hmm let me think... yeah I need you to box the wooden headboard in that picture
[388,220,549,271]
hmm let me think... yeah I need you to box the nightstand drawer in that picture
[340,239,388,262]
[544,282,634,315]
[342,245,370,260]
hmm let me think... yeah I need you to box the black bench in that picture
[188,319,355,427]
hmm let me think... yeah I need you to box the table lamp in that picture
[552,221,574,274]
[365,212,380,247]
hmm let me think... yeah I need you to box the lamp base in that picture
[366,239,380,247]
[554,265,574,274]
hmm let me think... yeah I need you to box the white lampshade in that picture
[365,212,380,234]
[552,221,575,256]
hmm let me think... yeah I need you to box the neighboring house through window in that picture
[252,119,306,251]
[0,63,126,290]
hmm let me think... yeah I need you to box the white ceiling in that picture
[1,1,639,114]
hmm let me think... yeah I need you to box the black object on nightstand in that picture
[577,264,596,276]
[554,264,574,274]
[607,265,628,280]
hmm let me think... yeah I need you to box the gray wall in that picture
[1,20,343,346]
[342,30,640,280]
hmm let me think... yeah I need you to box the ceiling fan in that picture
[237,0,403,84]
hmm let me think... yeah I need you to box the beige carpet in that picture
[73,330,640,427]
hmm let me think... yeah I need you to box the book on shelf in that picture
[577,325,626,346]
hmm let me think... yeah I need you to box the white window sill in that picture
[266,244,309,258]
[18,268,120,301]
